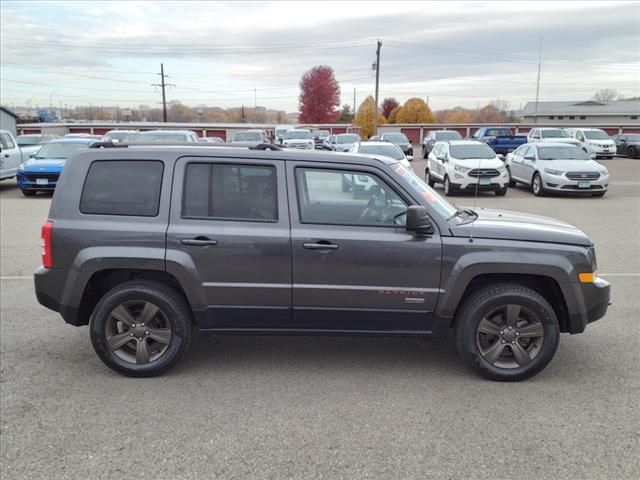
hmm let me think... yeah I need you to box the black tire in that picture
[495,186,507,196]
[443,175,454,196]
[90,280,193,377]
[592,191,606,197]
[628,146,637,158]
[425,169,436,187]
[531,172,545,196]
[20,189,36,197]
[422,146,427,158]
[455,283,560,381]
[507,167,516,188]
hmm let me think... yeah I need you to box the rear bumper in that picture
[34,267,86,326]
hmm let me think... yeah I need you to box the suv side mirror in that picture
[406,206,434,236]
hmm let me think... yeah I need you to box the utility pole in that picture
[152,63,174,123]
[373,39,382,136]
[534,36,542,124]
[254,89,257,109]
[353,88,356,115]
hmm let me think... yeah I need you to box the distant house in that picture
[521,100,640,125]
[0,105,19,135]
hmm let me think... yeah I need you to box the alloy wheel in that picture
[475,304,545,369]
[105,301,173,365]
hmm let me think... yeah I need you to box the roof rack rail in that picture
[89,141,120,148]
[250,143,282,151]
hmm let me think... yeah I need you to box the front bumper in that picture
[567,276,611,333]
[588,145,616,157]
[451,172,509,190]
[16,171,59,191]
[542,172,609,193]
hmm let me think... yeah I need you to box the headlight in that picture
[18,163,25,172]
[599,169,609,175]
[497,165,506,173]
[544,168,564,176]
[454,165,471,173]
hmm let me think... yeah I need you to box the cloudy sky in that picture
[1,0,639,113]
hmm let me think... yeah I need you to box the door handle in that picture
[303,241,339,250]
[181,237,218,246]
[3,154,9,158]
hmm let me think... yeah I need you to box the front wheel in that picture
[455,284,560,381]
[425,169,436,187]
[531,172,545,196]
[628,146,637,158]
[443,175,454,196]
[495,186,507,196]
[507,168,516,188]
[90,280,193,377]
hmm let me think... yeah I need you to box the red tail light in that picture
[41,220,53,268]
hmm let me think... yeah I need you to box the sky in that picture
[1,0,639,113]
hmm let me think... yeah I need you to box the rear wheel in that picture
[455,284,559,381]
[90,280,192,377]
[531,172,545,196]
[20,189,36,197]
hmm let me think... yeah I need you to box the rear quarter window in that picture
[80,160,164,216]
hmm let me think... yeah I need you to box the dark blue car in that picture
[16,137,97,196]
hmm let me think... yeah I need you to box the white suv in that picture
[527,128,581,147]
[565,128,616,159]
[425,140,508,196]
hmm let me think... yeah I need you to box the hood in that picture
[23,158,66,170]
[229,140,261,147]
[20,145,42,156]
[538,158,604,172]
[450,208,591,246]
[334,143,355,151]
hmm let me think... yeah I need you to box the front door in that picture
[166,156,292,330]
[287,161,442,333]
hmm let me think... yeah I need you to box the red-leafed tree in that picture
[381,97,400,119]
[298,65,340,123]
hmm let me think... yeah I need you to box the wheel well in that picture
[76,269,190,326]
[453,273,570,332]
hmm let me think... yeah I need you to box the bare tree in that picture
[592,89,621,101]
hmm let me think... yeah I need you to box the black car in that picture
[612,134,640,158]
[34,143,610,380]
[312,130,331,149]
[380,132,413,159]
[422,130,463,156]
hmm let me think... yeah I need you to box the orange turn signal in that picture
[579,272,596,283]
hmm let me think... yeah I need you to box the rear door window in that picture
[0,133,16,149]
[80,160,164,216]
[182,163,277,221]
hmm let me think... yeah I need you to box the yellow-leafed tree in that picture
[355,95,387,138]
[396,98,437,124]
[387,105,402,124]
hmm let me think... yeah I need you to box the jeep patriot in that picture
[34,144,610,380]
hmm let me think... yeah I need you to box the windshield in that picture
[312,130,330,138]
[584,130,610,140]
[284,130,312,140]
[232,132,263,142]
[435,131,462,141]
[624,134,640,141]
[359,144,404,160]
[541,129,569,138]
[538,146,590,160]
[34,142,89,159]
[450,144,495,159]
[139,132,188,142]
[17,135,42,146]
[384,133,409,143]
[391,165,457,219]
[336,134,360,144]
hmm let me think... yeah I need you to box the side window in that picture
[0,133,16,149]
[80,160,164,216]
[432,144,441,156]
[295,168,407,227]
[514,145,526,156]
[182,163,277,221]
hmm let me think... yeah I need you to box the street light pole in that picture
[373,39,382,137]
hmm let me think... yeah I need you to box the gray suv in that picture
[34,145,610,380]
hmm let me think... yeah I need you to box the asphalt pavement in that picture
[1,154,639,479]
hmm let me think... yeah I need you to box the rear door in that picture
[287,160,442,332]
[0,132,22,179]
[166,156,292,330]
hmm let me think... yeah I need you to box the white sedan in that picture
[349,141,413,171]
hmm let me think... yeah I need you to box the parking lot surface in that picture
[1,155,639,479]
